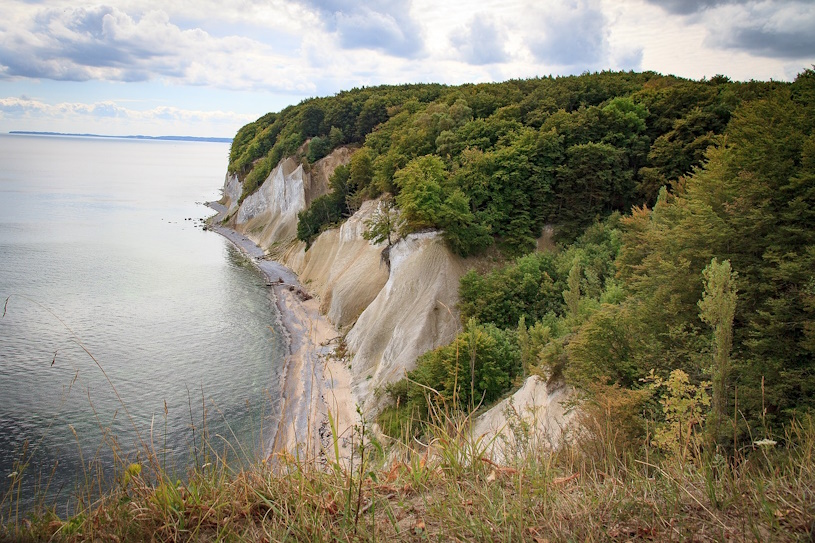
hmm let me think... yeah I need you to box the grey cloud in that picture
[295,0,424,57]
[719,26,815,59]
[707,2,815,59]
[642,0,739,15]
[450,15,509,65]
[647,0,815,60]
[528,0,608,68]
[0,6,182,81]
[0,46,93,81]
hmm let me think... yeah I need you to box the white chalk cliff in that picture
[472,376,574,463]
[220,148,570,443]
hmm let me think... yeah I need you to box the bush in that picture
[380,319,521,439]
[296,165,350,246]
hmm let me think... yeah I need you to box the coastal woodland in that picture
[229,69,815,453]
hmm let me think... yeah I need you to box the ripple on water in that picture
[0,135,286,512]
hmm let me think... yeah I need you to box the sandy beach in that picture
[206,203,358,465]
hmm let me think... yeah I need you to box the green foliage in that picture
[233,71,758,256]
[355,96,389,140]
[459,252,563,329]
[606,77,815,440]
[455,127,560,254]
[698,258,737,448]
[299,102,325,138]
[459,215,622,331]
[551,142,633,239]
[328,126,345,147]
[307,136,331,163]
[437,188,492,256]
[296,165,350,246]
[348,148,375,210]
[394,155,446,233]
[566,302,644,389]
[362,194,398,247]
[645,369,710,461]
[563,262,581,319]
[381,319,521,438]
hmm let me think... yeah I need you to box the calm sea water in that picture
[0,134,285,513]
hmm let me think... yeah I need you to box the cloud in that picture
[0,4,316,92]
[0,96,255,125]
[705,1,815,59]
[295,0,425,57]
[642,0,738,15]
[527,0,608,69]
[643,0,815,61]
[450,14,509,65]
[612,46,643,72]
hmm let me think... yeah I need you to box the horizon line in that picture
[7,130,232,143]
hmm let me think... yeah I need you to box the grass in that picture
[2,393,814,542]
[2,295,813,541]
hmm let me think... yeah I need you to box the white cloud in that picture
[525,0,610,70]
[0,96,255,135]
[450,15,510,66]
[0,4,316,92]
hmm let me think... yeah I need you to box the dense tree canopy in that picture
[231,70,814,448]
[231,71,778,251]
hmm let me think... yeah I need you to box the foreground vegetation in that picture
[3,398,814,542]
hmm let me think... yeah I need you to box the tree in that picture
[363,194,398,247]
[459,251,563,329]
[296,165,350,246]
[348,148,375,210]
[300,102,325,138]
[328,126,345,147]
[552,142,633,236]
[307,136,330,163]
[394,155,446,233]
[407,319,521,409]
[698,258,737,449]
[355,96,389,140]
[438,189,492,256]
[563,262,582,319]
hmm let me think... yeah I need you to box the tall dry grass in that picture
[2,378,814,542]
[2,295,813,541]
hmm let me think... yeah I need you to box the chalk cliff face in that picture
[233,157,309,247]
[221,151,568,435]
[345,232,465,412]
[472,377,573,462]
[222,150,467,413]
[283,199,390,330]
[221,173,242,214]
[225,148,352,248]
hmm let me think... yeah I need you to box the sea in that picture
[0,134,286,514]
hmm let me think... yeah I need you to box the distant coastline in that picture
[8,130,232,143]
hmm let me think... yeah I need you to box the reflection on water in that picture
[0,135,285,513]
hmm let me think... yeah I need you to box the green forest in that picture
[229,69,814,454]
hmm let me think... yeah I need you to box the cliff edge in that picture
[218,148,570,453]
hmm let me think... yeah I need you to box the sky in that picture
[1,0,813,138]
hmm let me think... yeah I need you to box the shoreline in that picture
[205,203,358,464]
